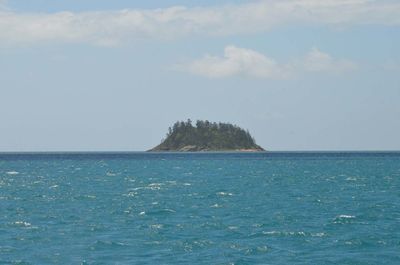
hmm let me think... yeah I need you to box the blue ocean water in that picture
[0,152,399,265]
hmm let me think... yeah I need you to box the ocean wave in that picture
[11,221,38,229]
[216,191,233,196]
[337,215,356,219]
[150,224,163,229]
[148,183,163,190]
[13,221,31,227]
[261,231,325,237]
[333,214,357,224]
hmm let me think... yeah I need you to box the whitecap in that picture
[166,180,177,184]
[139,211,146,216]
[257,246,269,252]
[148,183,163,190]
[311,232,326,237]
[217,191,233,196]
[13,221,31,227]
[262,231,307,237]
[338,215,355,219]
[131,187,145,191]
[149,183,163,186]
[6,171,19,175]
[378,240,387,245]
[150,224,163,229]
[123,192,137,197]
[262,231,280,235]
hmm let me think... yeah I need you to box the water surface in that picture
[0,152,399,264]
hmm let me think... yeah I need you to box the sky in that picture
[0,0,399,151]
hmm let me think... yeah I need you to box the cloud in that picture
[0,0,399,46]
[177,46,357,79]
[302,48,358,73]
[179,46,290,79]
[0,0,7,10]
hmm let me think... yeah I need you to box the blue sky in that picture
[0,0,399,151]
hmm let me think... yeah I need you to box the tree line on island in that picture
[149,119,264,152]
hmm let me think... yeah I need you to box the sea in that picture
[0,152,399,265]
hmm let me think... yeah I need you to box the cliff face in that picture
[149,120,265,152]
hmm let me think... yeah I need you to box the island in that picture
[149,120,265,152]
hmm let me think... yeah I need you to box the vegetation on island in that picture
[149,119,265,152]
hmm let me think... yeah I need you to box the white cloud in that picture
[179,46,290,79]
[178,46,357,79]
[0,0,399,46]
[302,48,358,73]
[0,0,7,10]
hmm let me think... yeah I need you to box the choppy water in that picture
[0,152,399,264]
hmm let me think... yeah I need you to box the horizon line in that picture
[0,150,399,154]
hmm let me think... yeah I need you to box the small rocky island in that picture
[149,120,265,152]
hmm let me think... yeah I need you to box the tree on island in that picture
[149,119,264,152]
